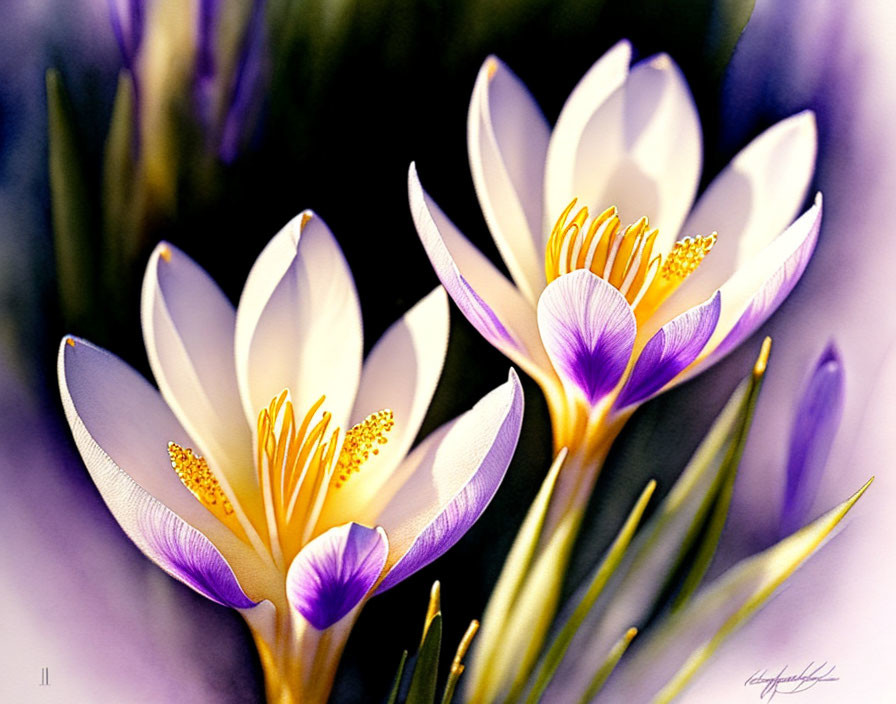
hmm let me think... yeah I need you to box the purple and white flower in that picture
[411,42,823,701]
[410,41,820,456]
[58,211,523,702]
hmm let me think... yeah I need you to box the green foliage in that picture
[525,480,656,702]
[47,69,97,336]
[389,582,479,704]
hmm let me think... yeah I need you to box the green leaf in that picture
[605,477,873,703]
[407,613,442,704]
[386,650,408,704]
[47,68,96,330]
[549,341,770,700]
[101,72,140,311]
[440,621,480,704]
[465,449,566,703]
[525,480,656,703]
[670,342,767,610]
[576,627,638,704]
[502,509,581,703]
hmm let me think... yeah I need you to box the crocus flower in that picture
[107,0,267,210]
[58,211,523,703]
[410,41,821,700]
[410,40,820,512]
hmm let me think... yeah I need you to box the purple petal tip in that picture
[615,291,721,409]
[376,369,524,593]
[139,506,256,609]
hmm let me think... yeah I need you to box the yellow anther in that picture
[169,442,233,515]
[659,233,717,281]
[332,409,395,488]
[167,442,247,544]
[159,245,172,262]
[66,338,76,347]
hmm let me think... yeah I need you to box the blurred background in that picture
[1,0,893,701]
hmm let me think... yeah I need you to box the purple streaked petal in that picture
[537,270,636,406]
[615,291,721,409]
[375,369,524,593]
[58,341,254,609]
[58,337,270,599]
[287,523,388,630]
[409,165,557,388]
[779,343,844,538]
[219,0,267,163]
[137,497,256,609]
[672,112,817,310]
[409,164,520,352]
[704,195,822,367]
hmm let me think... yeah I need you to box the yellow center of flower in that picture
[545,199,717,323]
[168,391,393,569]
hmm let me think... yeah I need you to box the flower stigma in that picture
[545,198,717,323]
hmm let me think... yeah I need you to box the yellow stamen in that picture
[332,409,395,489]
[659,233,718,280]
[634,232,717,322]
[546,198,717,321]
[252,391,395,565]
[168,442,247,541]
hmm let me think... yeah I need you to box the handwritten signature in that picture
[745,662,838,700]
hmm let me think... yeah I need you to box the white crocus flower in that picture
[59,211,523,703]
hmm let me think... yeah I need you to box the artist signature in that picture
[744,662,839,700]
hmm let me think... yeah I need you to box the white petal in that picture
[141,242,256,504]
[409,165,556,386]
[234,211,363,431]
[672,111,817,305]
[469,56,550,303]
[544,40,632,237]
[316,288,449,530]
[704,195,822,362]
[57,338,271,597]
[546,51,701,251]
[372,370,523,571]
